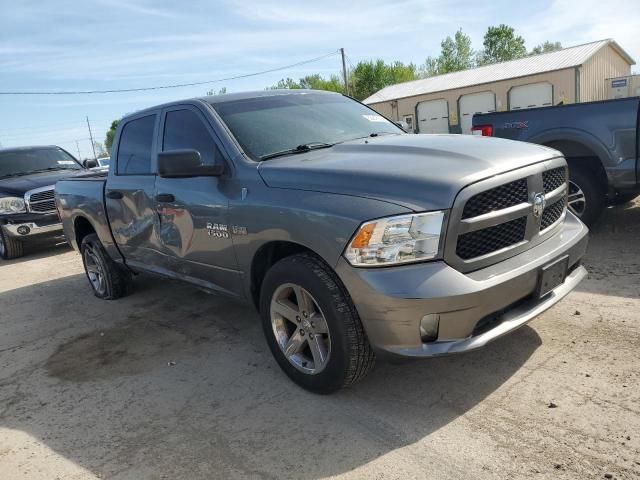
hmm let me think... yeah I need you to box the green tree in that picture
[350,59,417,100]
[476,24,527,66]
[206,86,227,95]
[420,29,474,77]
[104,120,119,154]
[530,41,562,55]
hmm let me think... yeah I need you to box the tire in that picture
[567,166,606,227]
[259,252,375,394]
[0,226,24,260]
[80,233,132,299]
[608,192,638,206]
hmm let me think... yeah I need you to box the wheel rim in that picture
[83,246,106,295]
[270,283,331,375]
[568,180,586,217]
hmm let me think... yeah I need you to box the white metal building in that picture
[364,39,635,134]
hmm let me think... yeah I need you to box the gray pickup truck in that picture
[56,90,588,393]
[473,97,640,225]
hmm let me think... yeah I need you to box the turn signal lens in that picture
[350,222,376,248]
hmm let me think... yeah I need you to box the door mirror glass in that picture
[158,149,223,178]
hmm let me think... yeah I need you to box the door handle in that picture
[106,190,123,199]
[156,193,175,203]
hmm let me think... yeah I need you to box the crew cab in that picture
[473,97,640,225]
[56,90,588,393]
[0,145,85,259]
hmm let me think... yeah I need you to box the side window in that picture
[163,109,223,165]
[117,115,156,175]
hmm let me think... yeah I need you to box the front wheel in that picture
[80,233,132,299]
[260,253,375,394]
[0,226,24,260]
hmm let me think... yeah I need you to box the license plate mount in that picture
[537,255,569,299]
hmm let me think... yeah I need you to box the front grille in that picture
[462,179,528,219]
[456,216,527,260]
[541,197,565,230]
[26,187,56,214]
[543,167,566,193]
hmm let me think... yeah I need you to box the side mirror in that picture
[394,121,411,133]
[83,159,98,169]
[158,149,224,178]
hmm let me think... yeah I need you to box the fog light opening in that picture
[17,225,31,236]
[420,314,440,343]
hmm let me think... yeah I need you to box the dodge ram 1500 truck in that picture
[56,90,589,393]
[0,145,85,259]
[473,97,640,226]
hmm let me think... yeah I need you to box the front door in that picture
[154,105,242,297]
[105,112,162,267]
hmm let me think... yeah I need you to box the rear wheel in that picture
[260,253,375,394]
[0,226,24,260]
[80,233,132,299]
[567,166,605,227]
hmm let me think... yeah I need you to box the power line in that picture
[0,51,340,95]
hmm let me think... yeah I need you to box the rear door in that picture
[105,112,163,267]
[154,104,242,296]
[459,91,496,134]
[416,99,449,133]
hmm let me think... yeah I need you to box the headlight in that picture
[0,197,26,214]
[344,211,446,266]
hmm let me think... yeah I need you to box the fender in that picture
[527,128,613,179]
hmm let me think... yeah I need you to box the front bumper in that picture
[336,212,588,358]
[1,213,63,240]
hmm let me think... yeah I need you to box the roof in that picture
[364,39,636,104]
[0,145,61,153]
[202,88,338,105]
[124,89,339,119]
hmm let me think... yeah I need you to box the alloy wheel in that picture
[83,246,106,295]
[270,283,331,375]
[568,180,586,217]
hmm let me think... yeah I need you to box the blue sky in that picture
[1,0,638,159]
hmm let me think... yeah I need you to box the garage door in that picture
[509,83,553,110]
[459,91,495,134]
[416,99,449,134]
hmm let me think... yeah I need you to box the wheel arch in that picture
[73,215,97,250]
[535,132,610,195]
[250,240,319,309]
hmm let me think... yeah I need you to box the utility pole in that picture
[340,48,349,96]
[86,116,97,159]
[75,140,82,160]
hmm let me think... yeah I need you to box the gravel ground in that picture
[0,199,638,480]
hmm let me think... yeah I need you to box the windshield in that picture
[211,93,402,160]
[0,147,81,178]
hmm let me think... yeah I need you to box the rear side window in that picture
[163,109,223,165]
[117,115,156,175]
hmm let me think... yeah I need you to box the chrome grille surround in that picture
[444,158,568,273]
[25,185,57,214]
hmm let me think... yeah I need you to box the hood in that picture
[0,169,85,196]
[258,134,559,211]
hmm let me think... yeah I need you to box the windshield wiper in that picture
[259,142,334,161]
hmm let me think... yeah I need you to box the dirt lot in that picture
[0,200,639,480]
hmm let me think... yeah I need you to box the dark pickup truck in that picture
[56,90,588,393]
[473,97,640,225]
[0,146,85,259]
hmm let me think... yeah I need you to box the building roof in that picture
[363,39,635,104]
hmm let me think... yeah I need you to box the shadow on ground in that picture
[0,240,71,268]
[0,271,541,479]
[577,199,640,299]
